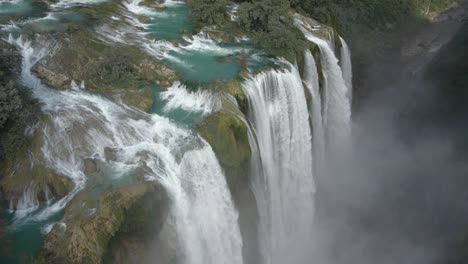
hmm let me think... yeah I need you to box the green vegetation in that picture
[0,40,37,164]
[188,0,307,60]
[236,0,305,58]
[0,81,22,130]
[0,41,22,130]
[188,0,229,24]
[188,0,456,61]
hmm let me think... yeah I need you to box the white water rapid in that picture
[160,81,221,115]
[8,35,243,264]
[242,62,315,264]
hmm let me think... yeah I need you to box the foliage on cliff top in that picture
[290,0,457,54]
[188,0,307,60]
[188,0,456,60]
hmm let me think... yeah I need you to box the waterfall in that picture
[303,49,326,171]
[340,37,353,103]
[160,81,221,115]
[296,21,351,151]
[164,143,243,264]
[242,62,315,264]
[9,35,243,264]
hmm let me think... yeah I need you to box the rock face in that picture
[197,109,250,193]
[38,182,168,264]
[32,30,178,112]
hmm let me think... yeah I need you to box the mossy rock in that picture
[32,29,178,111]
[222,79,249,115]
[37,182,168,264]
[196,111,251,193]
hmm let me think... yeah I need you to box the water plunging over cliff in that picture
[303,49,326,171]
[340,37,353,103]
[296,20,352,152]
[8,35,243,264]
[242,63,315,264]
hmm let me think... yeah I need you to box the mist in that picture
[310,21,468,264]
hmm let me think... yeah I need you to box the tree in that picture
[188,0,230,24]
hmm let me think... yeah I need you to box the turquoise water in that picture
[144,4,241,83]
[0,204,63,263]
[146,4,191,40]
[0,0,33,14]
[164,50,241,83]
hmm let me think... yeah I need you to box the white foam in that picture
[160,82,221,115]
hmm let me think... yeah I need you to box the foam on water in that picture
[160,82,221,115]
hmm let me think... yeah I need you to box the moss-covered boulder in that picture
[37,182,168,264]
[196,109,250,193]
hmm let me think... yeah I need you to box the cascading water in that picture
[242,62,315,264]
[340,37,353,103]
[303,49,326,171]
[9,35,244,264]
[296,20,352,151]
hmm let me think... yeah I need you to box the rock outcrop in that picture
[37,182,168,264]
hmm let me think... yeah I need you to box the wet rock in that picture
[32,65,70,89]
[104,147,117,162]
[83,158,98,175]
[37,182,168,264]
